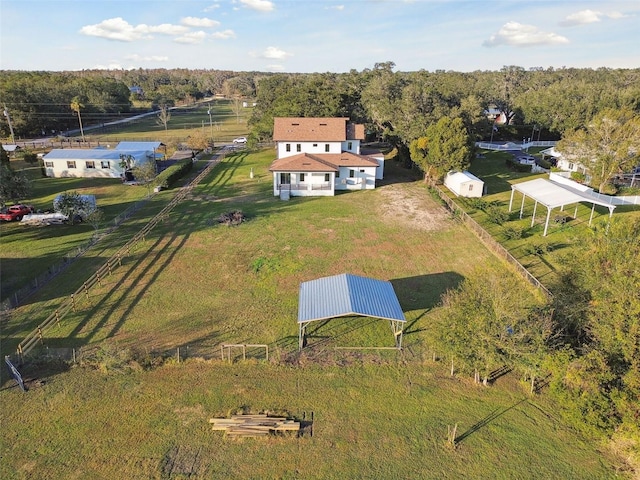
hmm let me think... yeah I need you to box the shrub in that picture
[485,205,509,225]
[617,185,640,196]
[503,226,524,240]
[570,171,586,184]
[154,158,193,189]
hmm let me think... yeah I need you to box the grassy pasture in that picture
[0,150,622,478]
[75,100,252,145]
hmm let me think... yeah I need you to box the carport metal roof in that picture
[509,178,615,236]
[298,273,406,350]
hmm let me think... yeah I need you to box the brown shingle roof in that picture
[273,117,365,142]
[269,152,378,172]
[269,153,339,172]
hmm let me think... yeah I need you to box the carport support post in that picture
[519,193,526,219]
[509,188,515,211]
[298,323,306,351]
[531,201,538,227]
[589,203,596,226]
[543,207,552,236]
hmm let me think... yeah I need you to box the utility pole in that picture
[3,104,16,144]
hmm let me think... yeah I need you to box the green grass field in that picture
[0,151,622,479]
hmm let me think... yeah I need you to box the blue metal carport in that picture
[298,273,406,350]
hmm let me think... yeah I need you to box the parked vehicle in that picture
[233,137,247,144]
[0,204,34,222]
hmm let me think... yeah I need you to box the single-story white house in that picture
[444,171,484,198]
[269,117,384,198]
[42,141,164,179]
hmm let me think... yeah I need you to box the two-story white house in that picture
[269,117,384,198]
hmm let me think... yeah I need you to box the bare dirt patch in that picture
[376,182,450,231]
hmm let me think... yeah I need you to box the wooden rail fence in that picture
[15,154,224,361]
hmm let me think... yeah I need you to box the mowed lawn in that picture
[0,151,618,478]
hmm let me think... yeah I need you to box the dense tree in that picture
[434,267,547,385]
[556,108,640,192]
[409,116,473,181]
[53,191,95,224]
[548,218,640,461]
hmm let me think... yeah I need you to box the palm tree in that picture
[70,97,85,142]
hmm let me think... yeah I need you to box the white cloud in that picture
[181,17,220,28]
[560,9,632,27]
[560,9,602,26]
[93,63,126,70]
[261,46,291,59]
[174,31,209,44]
[80,17,188,42]
[326,5,345,10]
[211,29,236,39]
[483,22,569,48]
[124,54,169,62]
[239,0,275,12]
[266,64,285,71]
[204,2,221,12]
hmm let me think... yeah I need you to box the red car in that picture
[0,204,34,222]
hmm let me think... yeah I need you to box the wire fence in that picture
[1,199,149,311]
[431,185,553,299]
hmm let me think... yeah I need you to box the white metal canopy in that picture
[297,273,406,350]
[509,178,615,236]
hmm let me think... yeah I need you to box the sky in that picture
[1,0,639,73]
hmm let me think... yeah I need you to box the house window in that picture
[469,184,474,191]
[299,173,305,182]
[325,144,330,152]
[324,173,330,182]
[101,161,110,169]
[286,143,291,152]
[349,170,355,178]
[568,162,575,170]
[359,169,365,173]
[280,172,290,184]
[313,143,318,147]
[86,161,95,169]
[67,161,76,169]
[44,161,53,168]
[296,144,301,152]
[336,170,340,178]
[348,141,353,150]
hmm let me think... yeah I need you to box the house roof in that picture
[273,117,364,142]
[115,141,164,151]
[43,149,149,161]
[298,273,406,324]
[268,152,379,172]
[269,153,338,172]
[446,171,483,184]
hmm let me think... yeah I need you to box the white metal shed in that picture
[444,171,484,198]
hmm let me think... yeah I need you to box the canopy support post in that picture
[519,194,526,219]
[509,188,515,211]
[543,207,552,236]
[589,203,595,226]
[531,201,538,227]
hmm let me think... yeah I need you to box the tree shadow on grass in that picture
[454,395,530,445]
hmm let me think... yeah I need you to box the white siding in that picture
[277,141,342,159]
